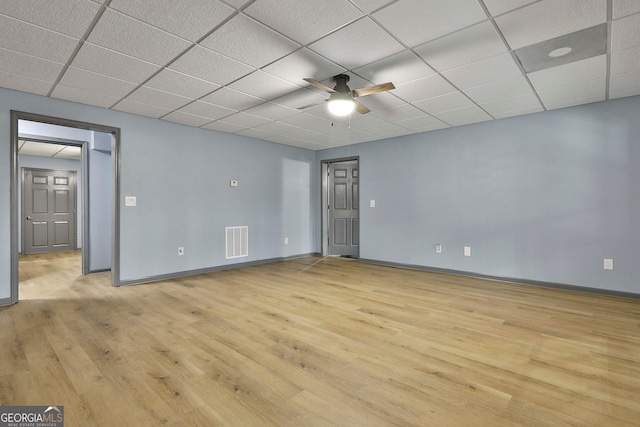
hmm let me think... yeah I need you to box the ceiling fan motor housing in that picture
[333,74,352,94]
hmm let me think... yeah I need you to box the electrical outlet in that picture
[604,258,613,270]
[464,246,471,257]
[435,244,442,253]
[284,237,289,244]
[178,247,184,256]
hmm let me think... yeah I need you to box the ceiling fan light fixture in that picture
[327,93,355,116]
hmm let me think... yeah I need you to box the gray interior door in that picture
[328,162,359,257]
[23,168,76,255]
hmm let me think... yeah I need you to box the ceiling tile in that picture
[413,91,475,114]
[19,141,62,156]
[200,14,299,68]
[262,48,343,86]
[373,0,486,48]
[544,93,605,110]
[51,84,120,108]
[492,105,543,119]
[87,9,191,65]
[243,102,298,121]
[353,51,435,86]
[201,87,264,110]
[613,0,640,19]
[370,103,427,122]
[51,84,121,108]
[253,121,301,135]
[480,93,541,116]
[354,91,405,111]
[0,14,78,62]
[366,122,413,138]
[611,13,640,51]
[271,88,325,110]
[144,69,220,99]
[528,54,606,91]
[112,99,172,118]
[308,17,405,70]
[55,146,82,160]
[609,86,640,100]
[349,0,395,13]
[0,47,63,82]
[611,45,640,75]
[235,128,275,140]
[609,70,640,93]
[244,0,362,45]
[168,46,254,85]
[442,52,523,90]
[109,0,234,41]
[228,71,301,100]
[201,121,248,133]
[279,113,333,132]
[482,0,538,16]
[395,115,450,132]
[125,86,192,110]
[414,21,508,72]
[337,113,390,130]
[0,69,51,95]
[0,0,100,38]
[463,76,534,104]
[178,101,236,120]
[537,77,605,106]
[71,43,161,83]
[161,111,213,127]
[59,67,137,98]
[392,74,457,103]
[433,105,493,126]
[220,112,271,127]
[495,0,606,50]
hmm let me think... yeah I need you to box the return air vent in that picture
[226,226,248,259]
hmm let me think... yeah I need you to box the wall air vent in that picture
[226,226,248,259]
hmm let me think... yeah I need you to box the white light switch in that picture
[370,200,375,208]
[604,258,614,270]
[464,246,471,257]
[284,237,289,244]
[435,244,442,254]
[125,196,136,207]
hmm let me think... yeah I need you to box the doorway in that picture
[322,157,359,258]
[9,111,122,305]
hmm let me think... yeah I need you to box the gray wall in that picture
[87,131,112,271]
[0,87,316,300]
[317,96,640,294]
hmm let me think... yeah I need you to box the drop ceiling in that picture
[1,0,639,151]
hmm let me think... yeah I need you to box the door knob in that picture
[26,216,33,220]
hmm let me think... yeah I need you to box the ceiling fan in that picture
[301,74,395,116]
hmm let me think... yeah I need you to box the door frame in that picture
[321,156,359,257]
[21,167,78,255]
[10,110,122,304]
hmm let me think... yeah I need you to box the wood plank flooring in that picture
[1,251,639,426]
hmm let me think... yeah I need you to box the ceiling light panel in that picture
[373,0,486,48]
[109,0,234,42]
[495,0,606,50]
[200,15,299,68]
[413,21,508,72]
[87,9,191,65]
[308,17,405,70]
[0,0,100,38]
[244,0,362,45]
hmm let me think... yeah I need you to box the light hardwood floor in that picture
[1,251,639,426]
